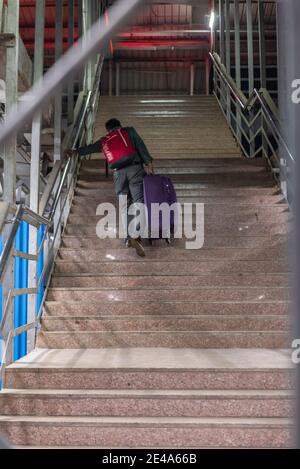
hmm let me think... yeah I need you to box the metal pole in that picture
[54,0,63,162]
[68,0,75,124]
[3,0,19,204]
[53,0,63,255]
[205,59,210,95]
[219,0,226,110]
[116,62,120,96]
[210,0,216,52]
[225,0,231,121]
[78,0,84,91]
[190,63,195,96]
[1,0,19,366]
[109,59,113,96]
[27,0,45,353]
[234,0,242,143]
[246,0,254,94]
[258,0,267,88]
[246,0,255,157]
[277,0,300,448]
[258,0,267,164]
[219,0,225,64]
[0,0,3,32]
[83,0,93,91]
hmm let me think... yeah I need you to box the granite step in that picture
[4,348,293,390]
[36,330,289,349]
[80,160,262,168]
[51,273,290,288]
[0,415,292,448]
[43,301,290,317]
[61,235,287,249]
[70,203,288,215]
[0,389,291,418]
[66,213,291,227]
[79,165,269,176]
[46,287,291,303]
[72,195,287,207]
[40,315,289,332]
[64,223,290,236]
[54,259,290,275]
[56,247,287,262]
[80,158,265,168]
[78,174,275,188]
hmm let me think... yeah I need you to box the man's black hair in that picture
[105,118,121,131]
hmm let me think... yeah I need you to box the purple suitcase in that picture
[143,174,178,242]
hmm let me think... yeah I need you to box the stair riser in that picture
[44,301,290,317]
[5,369,293,390]
[36,331,289,349]
[54,260,289,275]
[47,288,290,302]
[41,317,289,332]
[56,248,288,262]
[51,273,290,288]
[0,423,291,448]
[1,396,291,418]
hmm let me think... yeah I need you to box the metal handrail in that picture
[0,205,25,281]
[210,51,295,165]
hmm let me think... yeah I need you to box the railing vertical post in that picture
[234,0,242,144]
[246,0,255,157]
[68,0,75,125]
[258,0,267,89]
[1,0,19,367]
[190,63,195,96]
[225,0,231,122]
[28,0,45,353]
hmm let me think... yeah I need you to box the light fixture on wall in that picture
[209,11,215,30]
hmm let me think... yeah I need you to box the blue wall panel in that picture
[13,221,29,361]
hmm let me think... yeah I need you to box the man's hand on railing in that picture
[64,149,78,159]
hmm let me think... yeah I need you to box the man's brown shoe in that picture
[130,238,146,257]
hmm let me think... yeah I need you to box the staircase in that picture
[95,96,241,159]
[0,96,293,448]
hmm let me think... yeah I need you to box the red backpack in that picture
[100,127,136,168]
